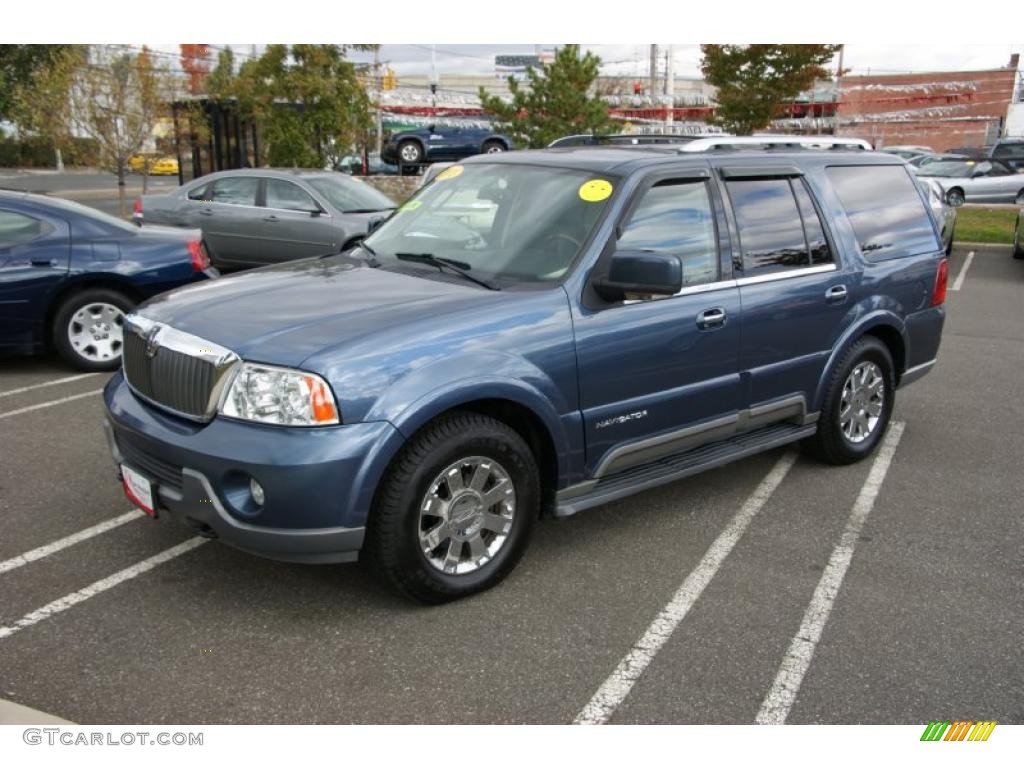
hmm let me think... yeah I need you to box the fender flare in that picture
[812,311,907,412]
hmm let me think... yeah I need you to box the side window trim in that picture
[791,177,839,268]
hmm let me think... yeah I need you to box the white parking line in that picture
[0,511,144,576]
[755,422,905,725]
[0,389,103,420]
[0,373,100,399]
[574,451,798,725]
[0,537,208,641]
[951,250,975,292]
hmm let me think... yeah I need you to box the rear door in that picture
[200,176,262,268]
[573,167,743,478]
[0,207,70,349]
[259,178,338,263]
[720,166,848,417]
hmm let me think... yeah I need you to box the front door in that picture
[260,179,338,263]
[573,170,742,478]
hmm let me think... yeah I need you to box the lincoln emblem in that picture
[144,325,161,358]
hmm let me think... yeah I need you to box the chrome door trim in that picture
[734,263,838,286]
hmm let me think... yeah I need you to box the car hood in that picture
[136,256,516,368]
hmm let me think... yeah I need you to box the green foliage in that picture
[0,45,74,122]
[221,44,372,168]
[700,44,840,135]
[479,45,612,149]
[0,136,98,168]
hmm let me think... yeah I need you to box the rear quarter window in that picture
[825,165,940,259]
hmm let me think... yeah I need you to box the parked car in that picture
[0,191,216,371]
[381,125,512,165]
[133,169,396,270]
[878,145,933,160]
[128,154,179,176]
[915,157,1024,206]
[917,178,956,254]
[336,152,398,176]
[103,143,947,602]
[991,138,1024,172]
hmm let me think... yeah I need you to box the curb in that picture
[0,698,73,725]
[951,242,1013,252]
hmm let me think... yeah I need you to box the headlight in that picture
[220,363,339,426]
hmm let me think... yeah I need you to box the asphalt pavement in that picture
[0,245,1021,725]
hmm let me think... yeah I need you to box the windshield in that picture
[917,161,975,178]
[363,163,617,285]
[306,175,395,213]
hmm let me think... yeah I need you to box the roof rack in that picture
[678,135,872,153]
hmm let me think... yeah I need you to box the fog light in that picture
[249,478,265,506]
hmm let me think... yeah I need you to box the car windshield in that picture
[306,175,395,213]
[363,163,617,285]
[916,160,975,178]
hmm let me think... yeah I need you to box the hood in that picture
[136,256,515,368]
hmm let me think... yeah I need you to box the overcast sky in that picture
[341,44,1024,79]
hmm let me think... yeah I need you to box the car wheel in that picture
[398,141,424,165]
[946,188,965,207]
[1013,217,1024,260]
[366,411,539,603]
[53,288,134,371]
[482,140,506,154]
[803,336,895,466]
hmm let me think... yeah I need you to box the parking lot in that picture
[0,243,1021,725]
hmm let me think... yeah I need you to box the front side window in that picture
[617,180,718,288]
[0,210,45,248]
[265,179,318,212]
[209,177,259,206]
[826,165,940,258]
[727,178,811,276]
[364,163,617,285]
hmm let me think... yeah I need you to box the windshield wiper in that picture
[356,241,381,267]
[395,252,501,291]
[343,207,394,214]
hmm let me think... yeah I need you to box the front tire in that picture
[803,337,895,465]
[52,288,134,371]
[946,187,965,207]
[366,412,539,603]
[398,140,424,165]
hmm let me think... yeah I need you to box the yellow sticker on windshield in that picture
[399,200,422,212]
[579,179,613,202]
[436,165,464,181]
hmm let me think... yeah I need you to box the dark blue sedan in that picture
[0,191,217,371]
[381,124,512,165]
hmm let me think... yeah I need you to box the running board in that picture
[554,422,816,518]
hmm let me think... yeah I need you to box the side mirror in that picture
[593,250,682,302]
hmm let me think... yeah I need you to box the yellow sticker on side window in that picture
[579,179,613,202]
[436,165,464,181]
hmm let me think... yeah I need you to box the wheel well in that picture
[483,138,505,148]
[862,325,906,383]
[43,278,143,347]
[440,399,558,515]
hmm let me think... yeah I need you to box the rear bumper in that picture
[103,373,402,564]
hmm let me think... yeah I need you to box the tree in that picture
[69,46,172,214]
[0,45,73,123]
[179,44,211,95]
[229,44,372,168]
[479,45,613,149]
[700,45,840,135]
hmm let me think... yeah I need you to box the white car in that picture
[915,157,1024,206]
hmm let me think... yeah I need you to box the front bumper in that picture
[103,373,402,564]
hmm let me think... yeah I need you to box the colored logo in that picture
[920,720,996,742]
[579,179,613,202]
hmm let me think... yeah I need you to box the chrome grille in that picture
[122,315,239,422]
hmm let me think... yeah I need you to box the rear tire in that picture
[52,288,134,371]
[398,140,424,165]
[482,140,506,154]
[803,337,895,465]
[365,411,539,603]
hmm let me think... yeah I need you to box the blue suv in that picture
[381,124,512,166]
[103,142,947,602]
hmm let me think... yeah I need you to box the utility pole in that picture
[430,44,438,111]
[664,44,674,131]
[374,46,383,155]
[834,44,845,136]
[649,45,658,106]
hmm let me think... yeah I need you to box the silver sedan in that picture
[915,158,1024,207]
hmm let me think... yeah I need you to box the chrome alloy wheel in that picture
[400,143,421,162]
[484,144,505,153]
[418,456,516,575]
[67,302,125,362]
[840,361,884,444]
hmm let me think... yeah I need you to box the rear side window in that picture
[826,165,939,258]
[727,178,815,276]
[0,210,45,247]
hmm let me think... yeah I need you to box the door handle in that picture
[826,285,848,303]
[30,257,56,267]
[199,209,214,216]
[696,307,727,330]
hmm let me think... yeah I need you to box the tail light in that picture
[188,240,210,271]
[133,197,142,216]
[931,258,948,306]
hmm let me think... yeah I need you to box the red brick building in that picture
[837,56,1019,151]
